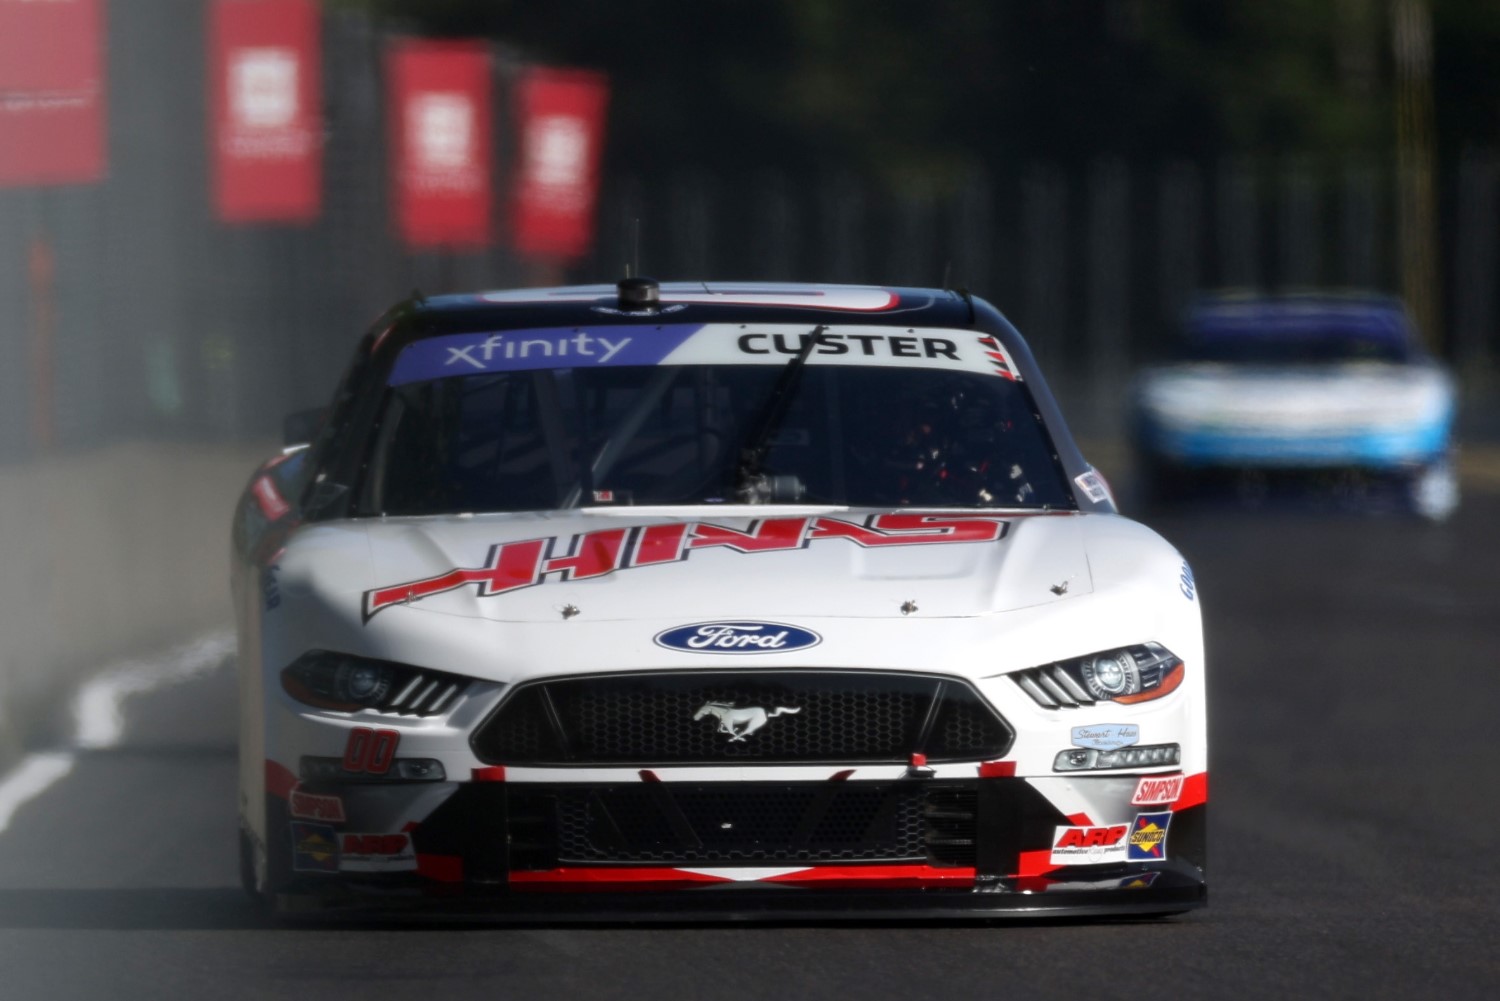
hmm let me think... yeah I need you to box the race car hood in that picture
[307,508,1094,624]
[1135,361,1453,433]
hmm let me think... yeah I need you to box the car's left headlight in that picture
[1010,643,1184,708]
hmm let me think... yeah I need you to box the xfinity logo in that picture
[654,621,822,654]
[444,331,630,369]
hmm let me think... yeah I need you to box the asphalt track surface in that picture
[2,498,1498,1000]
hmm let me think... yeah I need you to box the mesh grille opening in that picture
[508,780,978,868]
[473,670,1012,766]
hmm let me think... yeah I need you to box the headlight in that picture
[280,650,471,716]
[1011,643,1184,708]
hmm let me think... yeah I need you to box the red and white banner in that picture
[511,68,608,261]
[209,0,321,223]
[387,39,492,249]
[0,0,107,187]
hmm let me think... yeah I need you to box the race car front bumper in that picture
[263,764,1207,920]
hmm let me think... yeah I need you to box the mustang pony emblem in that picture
[693,702,801,742]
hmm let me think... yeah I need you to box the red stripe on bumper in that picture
[1173,772,1208,811]
[264,760,298,800]
[1017,849,1059,878]
[763,864,975,886]
[416,854,464,883]
[511,867,725,886]
[510,864,976,889]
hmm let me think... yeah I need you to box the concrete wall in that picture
[0,442,272,772]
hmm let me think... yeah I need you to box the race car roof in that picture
[401,282,976,336]
[1185,292,1415,347]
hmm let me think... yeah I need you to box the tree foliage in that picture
[343,0,1498,176]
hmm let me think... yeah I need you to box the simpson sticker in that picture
[339,833,417,873]
[1049,824,1130,866]
[291,822,339,873]
[363,513,1010,620]
[1127,812,1172,861]
[1131,774,1185,806]
[1071,724,1140,751]
[288,785,346,822]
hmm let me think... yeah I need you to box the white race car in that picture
[233,280,1207,919]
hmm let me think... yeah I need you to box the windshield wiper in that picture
[733,325,825,503]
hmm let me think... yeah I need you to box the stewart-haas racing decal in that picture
[363,513,1009,620]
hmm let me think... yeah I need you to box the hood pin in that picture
[560,604,580,620]
[900,600,919,615]
[1050,581,1069,596]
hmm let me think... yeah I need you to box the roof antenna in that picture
[631,218,642,279]
[941,260,953,289]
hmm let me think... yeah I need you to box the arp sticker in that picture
[288,785,346,823]
[291,822,339,873]
[1049,824,1129,866]
[1131,774,1184,806]
[1071,724,1140,750]
[1127,811,1172,861]
[339,832,417,873]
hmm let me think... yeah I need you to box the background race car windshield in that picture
[360,363,1071,514]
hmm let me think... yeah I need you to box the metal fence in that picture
[1,5,1497,463]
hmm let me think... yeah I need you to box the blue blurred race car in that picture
[1131,292,1458,520]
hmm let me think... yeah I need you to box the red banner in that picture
[0,0,107,187]
[209,0,321,223]
[511,68,609,261]
[388,39,492,249]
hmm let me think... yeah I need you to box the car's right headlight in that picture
[280,650,470,716]
[1010,643,1184,708]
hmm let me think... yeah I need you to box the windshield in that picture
[356,355,1072,515]
[1181,332,1411,365]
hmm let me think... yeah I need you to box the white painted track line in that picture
[0,629,233,834]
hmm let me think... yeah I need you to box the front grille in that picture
[507,780,978,867]
[471,670,1013,766]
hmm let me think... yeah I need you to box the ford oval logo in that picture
[653,621,822,654]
